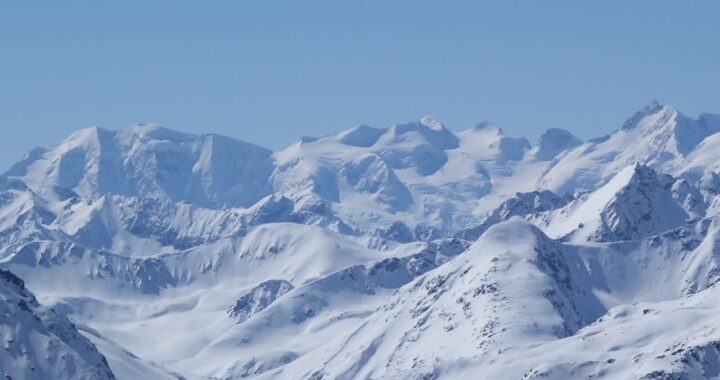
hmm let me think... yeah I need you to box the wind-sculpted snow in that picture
[2,102,720,379]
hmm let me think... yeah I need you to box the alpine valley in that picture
[3,101,720,379]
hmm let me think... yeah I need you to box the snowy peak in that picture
[299,218,602,378]
[619,101,718,156]
[477,216,548,251]
[621,99,665,131]
[384,117,459,150]
[547,164,703,242]
[2,125,274,208]
[419,114,445,131]
[335,125,386,147]
[673,110,720,155]
[191,133,274,207]
[314,115,456,150]
[456,190,572,241]
[61,126,127,151]
[539,103,720,195]
[533,128,582,161]
[458,122,531,162]
[4,103,720,379]
[117,123,194,143]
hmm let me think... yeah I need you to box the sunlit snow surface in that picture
[2,102,720,379]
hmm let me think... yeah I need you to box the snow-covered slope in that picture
[1,125,275,208]
[170,238,468,379]
[265,216,720,379]
[0,268,115,379]
[545,164,705,242]
[539,101,720,195]
[269,218,603,379]
[3,102,720,379]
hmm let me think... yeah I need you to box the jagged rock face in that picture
[0,268,115,380]
[228,280,295,323]
[588,166,689,241]
[544,164,706,243]
[5,242,177,295]
[456,190,573,241]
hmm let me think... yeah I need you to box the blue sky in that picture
[1,1,719,168]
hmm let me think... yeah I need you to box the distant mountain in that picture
[2,125,275,208]
[1,102,720,379]
[539,101,720,194]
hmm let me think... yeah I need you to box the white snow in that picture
[1,102,720,379]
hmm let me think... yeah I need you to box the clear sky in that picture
[1,1,719,169]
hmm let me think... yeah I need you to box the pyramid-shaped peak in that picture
[646,99,663,110]
[600,163,678,202]
[587,163,664,205]
[615,163,663,185]
[59,126,118,151]
[621,100,674,131]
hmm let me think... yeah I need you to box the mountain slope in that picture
[1,102,720,379]
[1,125,275,209]
[539,101,720,195]
[263,219,605,379]
[0,268,115,380]
[545,164,705,242]
[265,214,720,379]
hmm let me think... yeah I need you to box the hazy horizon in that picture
[2,1,719,169]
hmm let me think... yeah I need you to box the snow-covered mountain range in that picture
[2,101,720,379]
